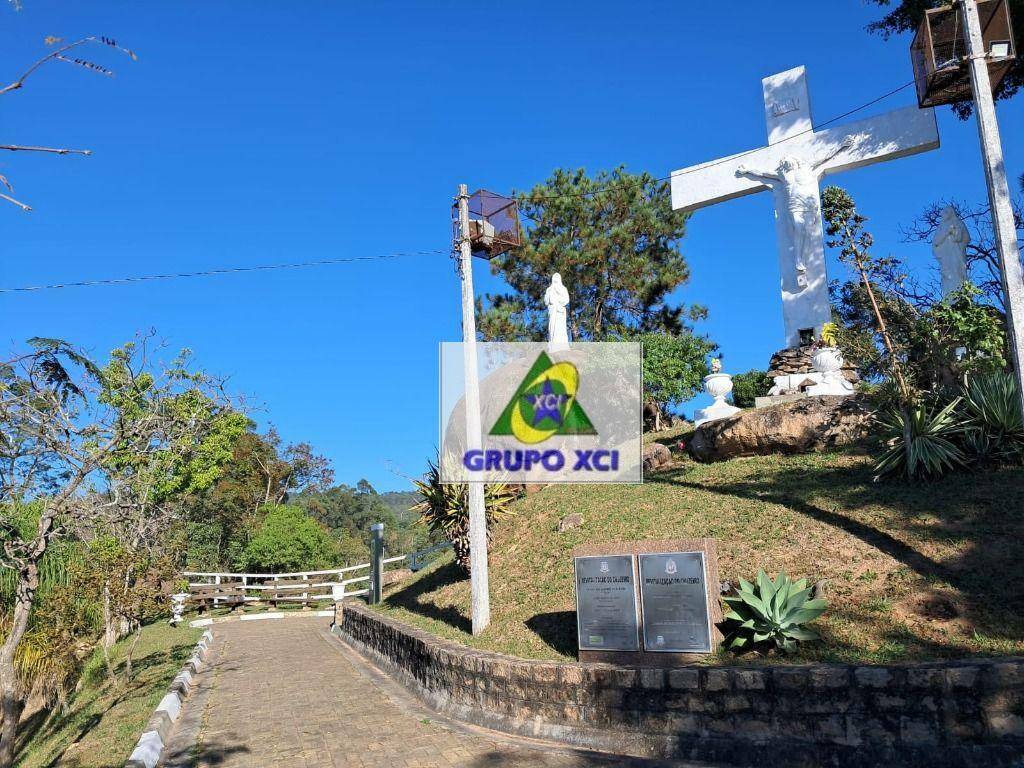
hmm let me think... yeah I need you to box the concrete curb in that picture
[123,628,214,768]
[188,608,333,628]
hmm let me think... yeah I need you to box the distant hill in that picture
[380,490,421,525]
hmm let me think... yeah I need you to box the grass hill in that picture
[377,432,1024,664]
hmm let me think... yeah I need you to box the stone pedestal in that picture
[694,373,741,426]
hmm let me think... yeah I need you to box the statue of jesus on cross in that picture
[735,138,854,291]
[669,65,939,348]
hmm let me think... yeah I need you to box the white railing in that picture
[183,555,408,603]
[182,539,451,609]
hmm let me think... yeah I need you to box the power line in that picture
[0,249,449,294]
[520,79,918,203]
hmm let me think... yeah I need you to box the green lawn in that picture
[18,621,201,768]
[377,444,1024,665]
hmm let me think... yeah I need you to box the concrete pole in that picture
[369,522,384,605]
[456,183,491,635]
[960,0,1024,414]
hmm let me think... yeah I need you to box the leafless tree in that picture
[0,337,235,768]
[0,35,135,211]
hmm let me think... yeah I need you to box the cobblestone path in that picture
[160,615,704,768]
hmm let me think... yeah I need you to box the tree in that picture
[635,332,715,430]
[866,0,1023,119]
[731,370,774,409]
[185,427,332,570]
[479,167,705,342]
[0,35,135,211]
[823,186,915,404]
[241,505,339,573]
[0,337,234,767]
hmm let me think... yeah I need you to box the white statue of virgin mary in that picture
[544,273,570,352]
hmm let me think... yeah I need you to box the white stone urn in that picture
[704,372,734,403]
[694,373,741,426]
[807,346,855,397]
[811,346,844,376]
[169,592,189,625]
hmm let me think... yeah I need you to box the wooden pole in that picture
[456,183,491,635]
[960,0,1024,415]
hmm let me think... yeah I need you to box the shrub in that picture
[730,370,773,408]
[874,400,967,481]
[412,457,518,571]
[242,504,339,572]
[961,371,1024,463]
[722,570,827,654]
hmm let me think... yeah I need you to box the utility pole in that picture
[960,0,1024,414]
[456,183,491,635]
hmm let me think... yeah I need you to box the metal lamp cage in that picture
[452,189,521,260]
[911,0,1018,108]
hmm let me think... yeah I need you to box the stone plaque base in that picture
[754,393,806,409]
[572,538,722,666]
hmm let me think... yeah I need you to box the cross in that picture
[671,66,940,348]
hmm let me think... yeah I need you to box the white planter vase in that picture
[811,347,843,376]
[703,373,734,403]
[694,373,740,426]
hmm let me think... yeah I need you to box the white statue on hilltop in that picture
[736,138,854,291]
[932,205,970,298]
[544,273,570,352]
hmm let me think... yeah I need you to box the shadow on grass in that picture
[382,561,471,634]
[654,459,1024,646]
[525,612,578,659]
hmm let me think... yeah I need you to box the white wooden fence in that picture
[182,539,451,610]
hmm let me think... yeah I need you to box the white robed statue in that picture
[544,273,570,352]
[932,206,970,298]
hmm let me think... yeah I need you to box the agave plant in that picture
[411,455,519,571]
[873,399,966,481]
[722,570,828,654]
[961,371,1024,463]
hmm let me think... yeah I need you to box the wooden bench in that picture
[189,580,246,613]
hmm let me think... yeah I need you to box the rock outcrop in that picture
[685,395,873,463]
[642,442,672,472]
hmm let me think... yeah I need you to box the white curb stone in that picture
[123,630,214,768]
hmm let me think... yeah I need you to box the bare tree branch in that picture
[0,36,135,97]
[0,192,30,211]
[0,145,91,156]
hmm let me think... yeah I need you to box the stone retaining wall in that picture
[336,603,1024,767]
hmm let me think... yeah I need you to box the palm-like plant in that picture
[411,456,518,571]
[873,399,967,480]
[722,570,828,654]
[961,371,1024,463]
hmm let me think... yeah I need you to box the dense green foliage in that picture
[730,370,773,409]
[479,167,704,341]
[722,570,828,654]
[866,0,1023,119]
[412,459,518,571]
[635,332,715,416]
[241,504,341,572]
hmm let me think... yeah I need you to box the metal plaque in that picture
[573,554,640,652]
[638,551,713,654]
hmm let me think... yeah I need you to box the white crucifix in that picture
[671,66,940,348]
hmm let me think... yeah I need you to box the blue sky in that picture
[2,2,1021,491]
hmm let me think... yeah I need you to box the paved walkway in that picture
[160,616,698,768]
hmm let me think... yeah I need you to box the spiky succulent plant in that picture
[722,569,827,654]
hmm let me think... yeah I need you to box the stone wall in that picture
[336,603,1024,767]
